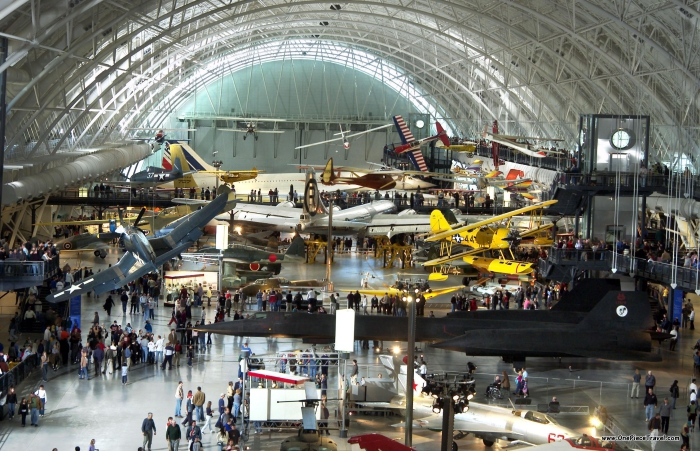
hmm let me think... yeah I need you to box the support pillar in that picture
[440,397,454,451]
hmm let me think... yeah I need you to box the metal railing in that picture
[0,261,45,278]
[0,354,39,400]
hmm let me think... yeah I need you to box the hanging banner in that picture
[335,309,355,352]
[672,289,684,323]
[68,295,81,331]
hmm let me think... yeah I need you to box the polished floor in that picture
[0,247,696,451]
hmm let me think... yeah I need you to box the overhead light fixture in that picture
[415,119,425,129]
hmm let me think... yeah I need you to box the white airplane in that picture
[218,200,399,234]
[295,123,393,150]
[483,120,565,159]
[368,356,578,447]
[164,141,434,195]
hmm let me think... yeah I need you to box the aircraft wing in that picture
[149,187,230,253]
[35,219,116,226]
[296,124,393,149]
[424,286,464,299]
[47,252,154,302]
[426,200,557,242]
[295,136,348,150]
[520,223,554,238]
[422,248,486,267]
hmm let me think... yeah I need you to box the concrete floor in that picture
[0,246,696,451]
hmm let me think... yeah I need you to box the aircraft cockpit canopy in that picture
[515,410,557,425]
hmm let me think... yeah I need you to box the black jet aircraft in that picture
[47,187,231,302]
[195,279,662,363]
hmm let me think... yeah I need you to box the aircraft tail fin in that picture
[393,115,415,145]
[435,122,450,147]
[505,169,524,181]
[575,290,654,332]
[172,156,183,176]
[441,208,459,225]
[322,159,336,184]
[284,235,306,259]
[429,210,453,234]
[378,355,426,397]
[170,144,198,188]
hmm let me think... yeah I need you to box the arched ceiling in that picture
[1,0,699,168]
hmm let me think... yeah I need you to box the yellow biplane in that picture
[422,200,557,275]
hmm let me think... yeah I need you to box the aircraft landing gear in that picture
[98,250,107,259]
[452,441,458,451]
[482,439,495,447]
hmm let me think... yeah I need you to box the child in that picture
[121,362,128,385]
[19,398,28,427]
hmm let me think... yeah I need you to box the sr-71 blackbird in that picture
[195,279,662,364]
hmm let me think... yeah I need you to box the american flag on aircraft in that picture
[392,115,415,144]
[407,149,428,172]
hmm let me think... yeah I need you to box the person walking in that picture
[688,400,698,430]
[644,387,658,422]
[29,393,41,427]
[645,370,656,392]
[141,412,157,451]
[19,398,28,427]
[631,369,641,398]
[659,398,671,435]
[34,385,47,417]
[121,362,128,385]
[175,381,184,418]
[670,380,680,409]
[193,386,206,422]
[203,401,214,433]
[648,413,660,450]
[166,417,181,451]
[40,351,49,381]
[6,387,17,420]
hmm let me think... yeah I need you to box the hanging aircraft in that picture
[127,128,196,143]
[314,158,440,191]
[295,123,393,151]
[108,156,193,188]
[437,140,478,154]
[195,279,663,364]
[46,187,232,302]
[296,159,437,191]
[483,120,565,160]
[372,355,579,447]
[390,115,451,154]
[164,142,426,196]
[157,143,262,189]
[219,121,285,140]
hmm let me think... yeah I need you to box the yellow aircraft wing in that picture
[520,223,554,238]
[462,256,534,275]
[426,200,558,243]
[423,247,486,267]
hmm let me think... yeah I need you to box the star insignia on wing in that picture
[67,284,82,293]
